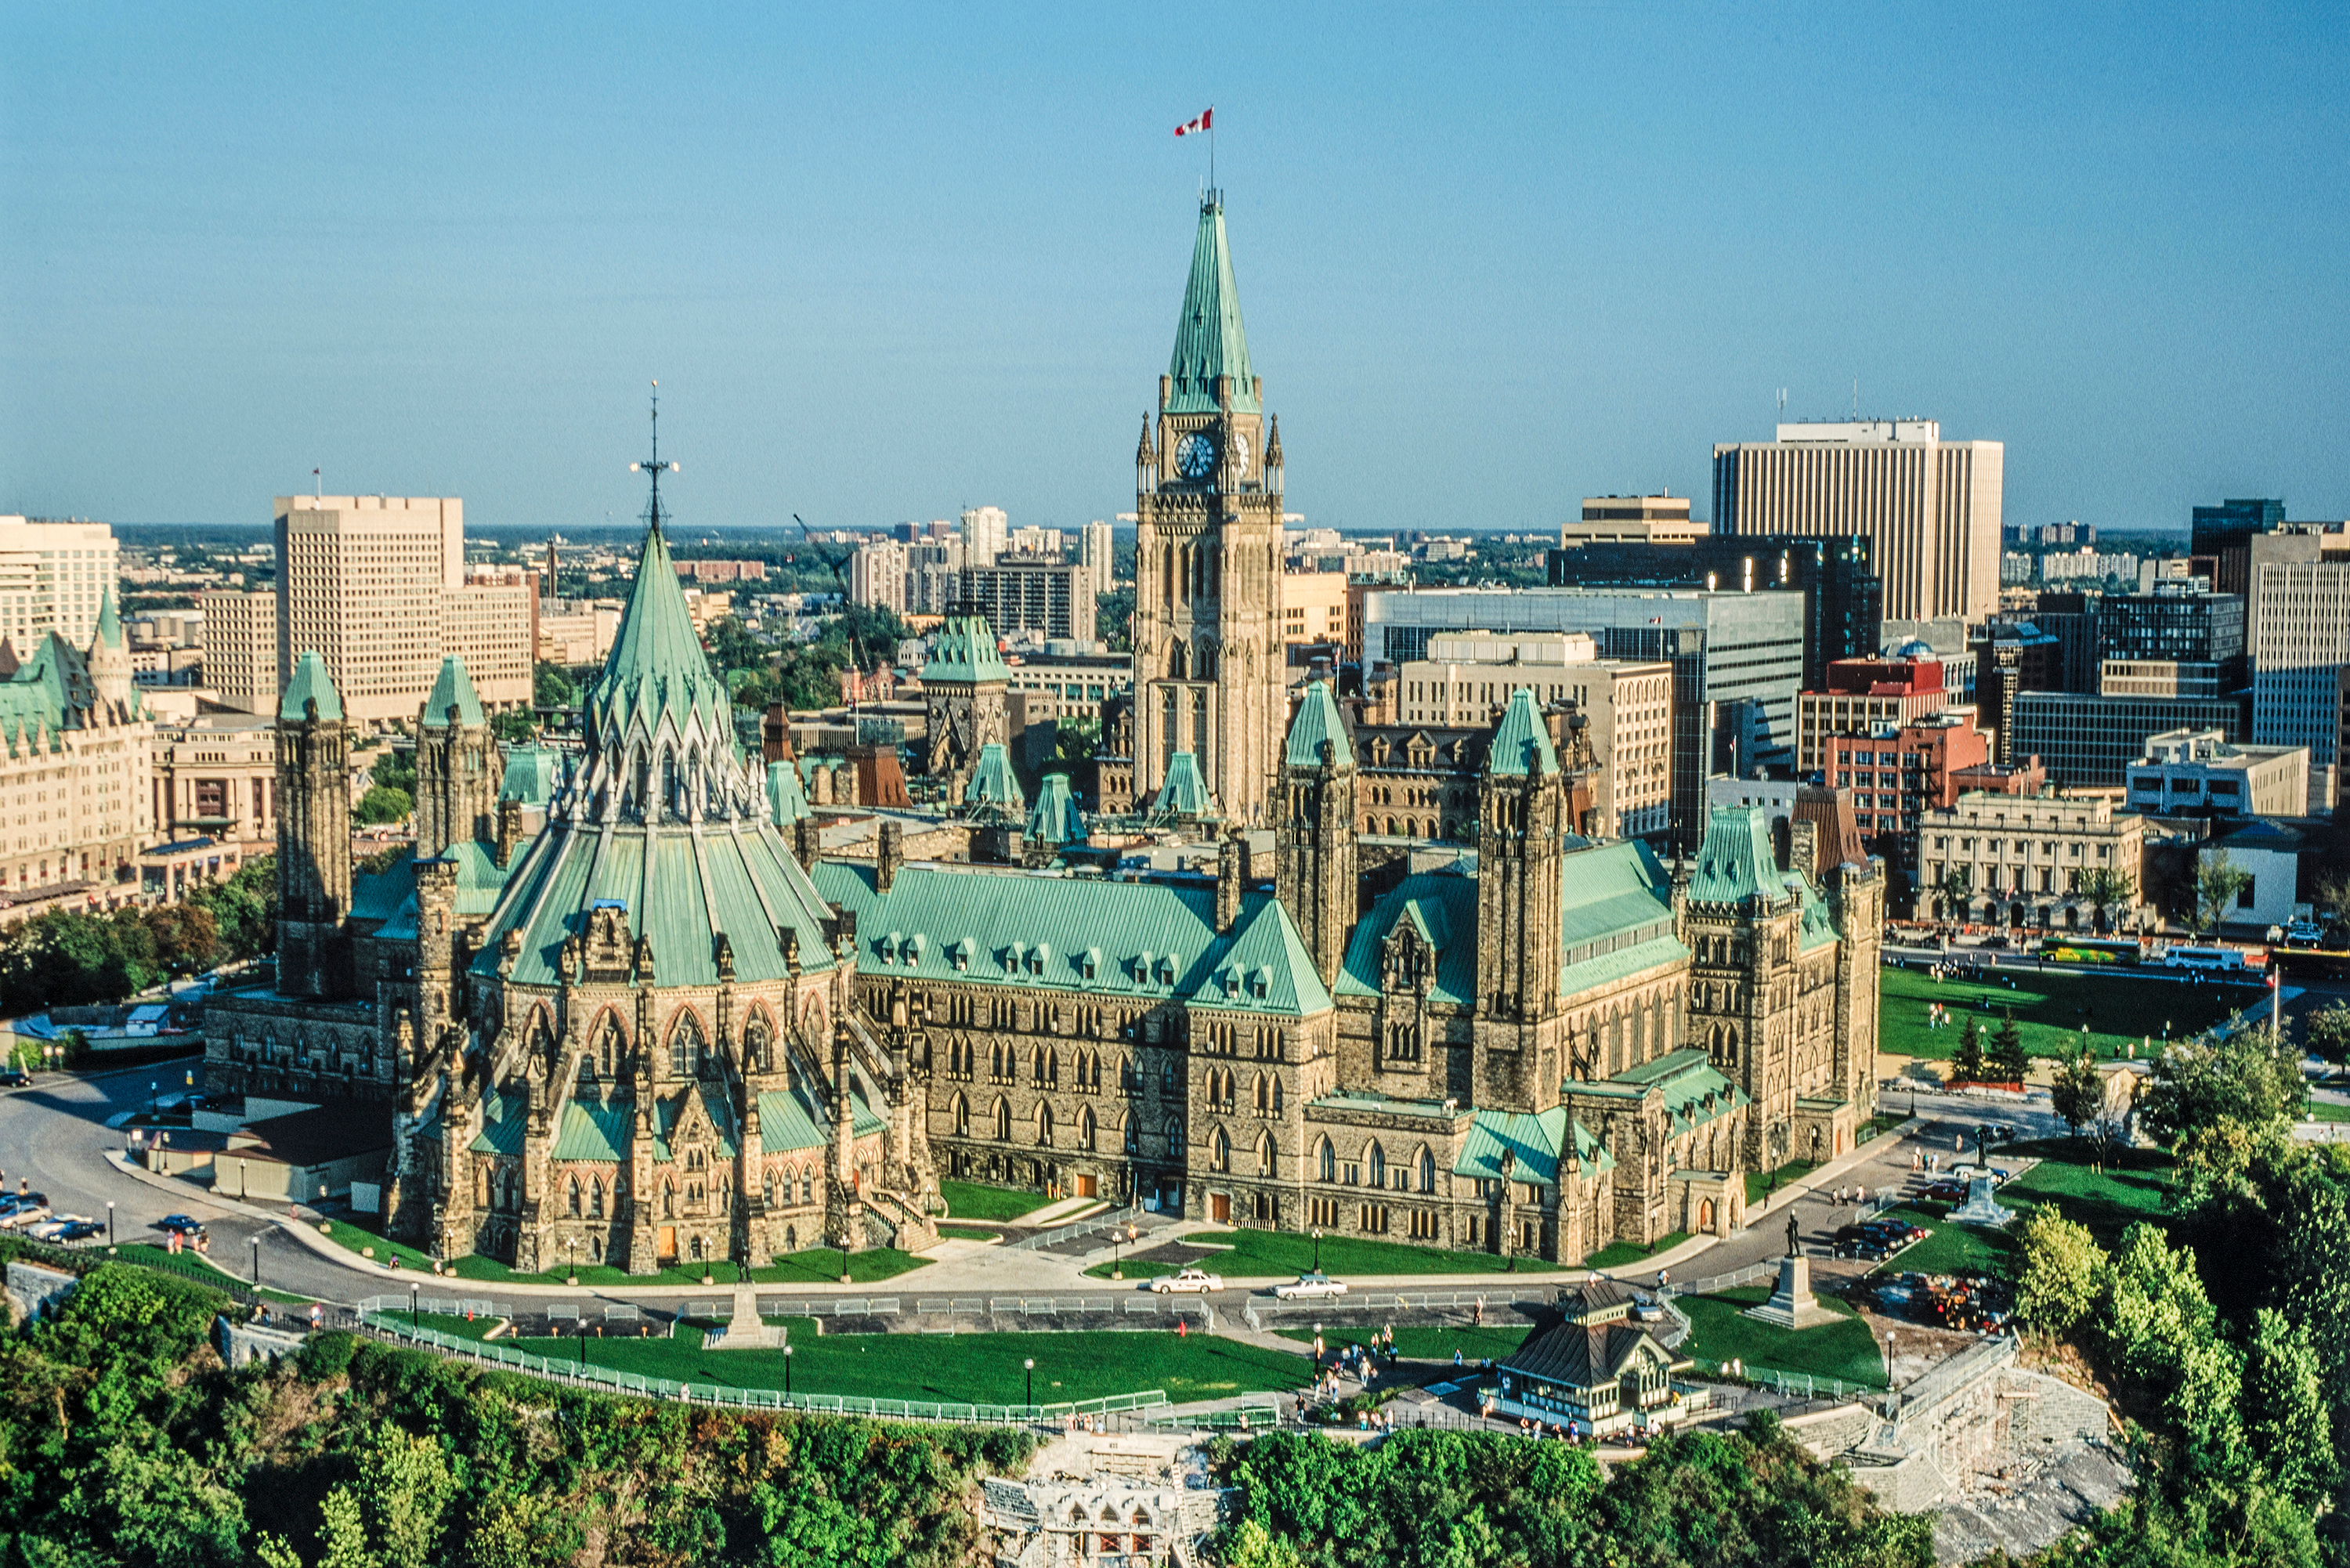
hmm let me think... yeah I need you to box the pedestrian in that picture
[1453,1348,1463,1367]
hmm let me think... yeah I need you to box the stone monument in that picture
[1948,1175,2016,1228]
[710,1282,786,1350]
[1743,1213,1842,1330]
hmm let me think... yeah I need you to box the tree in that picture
[2305,999,2350,1067]
[532,660,580,710]
[2240,1307,2336,1508]
[2095,1222,2250,1489]
[1935,867,1971,929]
[315,1425,457,1568]
[186,856,275,963]
[356,784,414,826]
[2194,850,2254,935]
[1054,714,1101,765]
[2012,1206,2103,1336]
[1989,1012,2029,1084]
[1950,1015,1985,1085]
[1097,586,1137,652]
[2051,1050,2106,1140]
[371,746,416,795]
[2074,865,2135,934]
[2138,1028,2305,1144]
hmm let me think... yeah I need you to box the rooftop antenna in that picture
[1851,378,1860,420]
[1776,388,1786,416]
[627,380,678,535]
[313,466,323,500]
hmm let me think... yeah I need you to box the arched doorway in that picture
[1697,1198,1716,1232]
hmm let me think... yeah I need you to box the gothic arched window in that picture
[1319,1138,1336,1183]
[1368,1143,1386,1190]
[1212,1126,1231,1173]
[567,1176,581,1218]
[670,1012,707,1078]
[1257,1132,1276,1178]
[743,1014,772,1074]
[1080,1107,1097,1152]
[954,1094,971,1137]
[993,1099,1012,1141]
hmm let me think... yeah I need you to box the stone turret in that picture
[275,652,352,999]
[1274,679,1357,988]
[415,655,502,857]
[1473,687,1568,1110]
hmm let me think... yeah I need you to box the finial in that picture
[627,381,677,534]
[1266,414,1282,462]
[1136,415,1154,464]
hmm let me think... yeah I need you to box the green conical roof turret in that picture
[584,518,732,750]
[1284,679,1354,769]
[420,655,486,729]
[1485,687,1559,777]
[93,586,123,649]
[280,651,343,723]
[1166,196,1257,414]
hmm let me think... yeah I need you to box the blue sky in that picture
[4,3,2345,539]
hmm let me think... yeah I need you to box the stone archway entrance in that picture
[1697,1198,1716,1232]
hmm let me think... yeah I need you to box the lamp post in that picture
[1024,1357,1036,1411]
[250,1234,260,1295]
[409,1281,419,1329]
[1311,1228,1322,1273]
[567,1236,578,1287]
[783,1342,794,1400]
[105,1200,114,1252]
[577,1321,588,1368]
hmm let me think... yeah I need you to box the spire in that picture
[1136,416,1155,467]
[1284,679,1354,770]
[92,586,123,649]
[921,611,1011,684]
[1265,414,1282,465]
[419,655,486,729]
[1166,196,1258,414]
[280,650,344,723]
[1485,687,1559,777]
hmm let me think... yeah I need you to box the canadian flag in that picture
[1175,107,1213,137]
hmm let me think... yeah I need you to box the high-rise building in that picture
[198,589,280,715]
[2009,691,2244,788]
[2098,585,2246,692]
[960,505,1008,569]
[1560,494,1705,546]
[957,557,1097,645]
[2190,497,2284,596]
[273,496,532,724]
[0,518,122,652]
[1795,652,1958,775]
[1712,421,2003,622]
[848,540,908,612]
[2248,540,2350,811]
[1132,193,1287,823]
[1081,520,1115,599]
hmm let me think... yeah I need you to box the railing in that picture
[1004,1201,1141,1252]
[1240,1288,1514,1332]
[1683,1358,1879,1404]
[357,1312,1176,1426]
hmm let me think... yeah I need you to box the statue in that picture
[1784,1212,1801,1258]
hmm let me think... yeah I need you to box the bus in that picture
[2040,937,2142,967]
[2159,945,2251,972]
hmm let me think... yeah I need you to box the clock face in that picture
[1228,432,1250,475]
[1173,431,1217,481]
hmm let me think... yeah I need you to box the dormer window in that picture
[951,938,973,972]
[1251,966,1272,999]
[1156,955,1180,985]
[1133,950,1155,984]
[1080,948,1101,980]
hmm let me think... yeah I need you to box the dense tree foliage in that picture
[0,889,259,1017]
[0,1253,1034,1567]
[353,786,412,826]
[186,857,276,964]
[716,605,912,715]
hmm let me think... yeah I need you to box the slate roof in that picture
[1337,840,1687,1005]
[280,651,342,723]
[1502,1318,1659,1393]
[965,742,1025,815]
[812,861,1334,1018]
[421,655,486,729]
[1571,1049,1748,1133]
[1485,686,1560,776]
[1687,805,1788,907]
[1166,197,1259,416]
[923,612,1011,684]
[1285,679,1354,769]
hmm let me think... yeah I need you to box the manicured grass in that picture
[1584,1232,1691,1270]
[2307,1102,2350,1124]
[1084,1228,1561,1281]
[495,1321,1310,1406]
[1867,1205,2008,1277]
[316,1213,929,1286]
[1878,965,2257,1063]
[1868,1145,2177,1279]
[938,1224,1000,1241]
[1275,1324,1531,1366]
[1676,1288,1886,1389]
[938,1180,1058,1222]
[112,1241,251,1291]
[1744,1162,1818,1208]
[410,1310,503,1341]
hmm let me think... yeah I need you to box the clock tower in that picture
[1133,191,1285,825]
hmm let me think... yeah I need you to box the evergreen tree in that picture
[1990,1012,2030,1083]
[2051,1050,2106,1140]
[1950,1016,1986,1084]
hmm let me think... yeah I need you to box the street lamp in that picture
[251,1235,260,1295]
[409,1281,419,1329]
[783,1342,794,1400]
[577,1322,588,1368]
[1311,1228,1323,1273]
[1024,1357,1036,1411]
[105,1200,114,1251]
[567,1236,578,1287]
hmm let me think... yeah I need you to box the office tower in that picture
[1081,520,1115,598]
[1005,526,1065,558]
[273,496,531,723]
[1712,420,2003,622]
[2190,497,2284,596]
[2250,549,2350,811]
[848,540,909,612]
[1133,192,1286,823]
[1548,533,1880,690]
[1560,494,1705,546]
[1795,652,1958,775]
[1971,620,2063,765]
[198,589,280,715]
[0,518,121,652]
[2009,692,2245,788]
[960,505,1008,569]
[957,557,1098,644]
[2098,585,2247,693]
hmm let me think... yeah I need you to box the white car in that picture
[1150,1266,1224,1294]
[1272,1271,1348,1301]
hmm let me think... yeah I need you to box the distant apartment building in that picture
[960,505,1008,569]
[1560,494,1705,546]
[537,601,622,667]
[1918,791,2147,931]
[0,518,122,652]
[1006,526,1065,558]
[2125,728,2308,821]
[1279,571,1349,649]
[674,558,768,583]
[198,590,279,715]
[272,496,531,724]
[849,540,909,613]
[1081,521,1115,598]
[958,555,1097,644]
[2038,549,2139,583]
[1712,420,2003,622]
[1395,631,1674,840]
[1795,652,1956,775]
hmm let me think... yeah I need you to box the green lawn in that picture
[486,1321,1309,1406]
[1275,1324,1531,1365]
[937,1224,1000,1241]
[2307,1102,2350,1124]
[1744,1162,1818,1207]
[1867,1145,2176,1278]
[316,1215,929,1286]
[938,1180,1058,1222]
[1878,966,2258,1063]
[1084,1228,1560,1281]
[1676,1288,1886,1388]
[1867,1205,2008,1277]
[1584,1232,1690,1270]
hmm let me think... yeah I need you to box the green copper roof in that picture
[1166,197,1258,415]
[811,861,1334,1018]
[923,612,1011,684]
[1454,1107,1613,1186]
[1485,686,1558,776]
[1026,771,1084,847]
[500,746,563,806]
[584,521,730,747]
[1153,751,1214,817]
[767,758,811,826]
[1607,1048,1749,1135]
[421,656,486,729]
[1687,805,1788,907]
[1285,680,1354,769]
[280,651,343,723]
[93,587,123,649]
[466,1089,530,1157]
[550,1095,634,1162]
[757,1085,885,1155]
[964,742,1025,816]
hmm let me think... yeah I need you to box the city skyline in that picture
[6,5,2348,540]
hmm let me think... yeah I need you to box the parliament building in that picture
[202,192,1882,1273]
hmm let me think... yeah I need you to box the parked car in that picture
[158,1213,208,1237]
[0,1202,52,1230]
[0,1066,30,1088]
[52,1219,105,1242]
[1149,1266,1224,1294]
[26,1216,89,1241]
[1272,1271,1348,1301]
[2286,920,2325,948]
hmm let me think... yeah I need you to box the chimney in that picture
[793,815,821,871]
[1790,818,1820,881]
[494,799,523,868]
[1217,830,1242,934]
[877,819,903,893]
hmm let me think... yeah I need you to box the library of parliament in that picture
[203,192,1881,1274]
